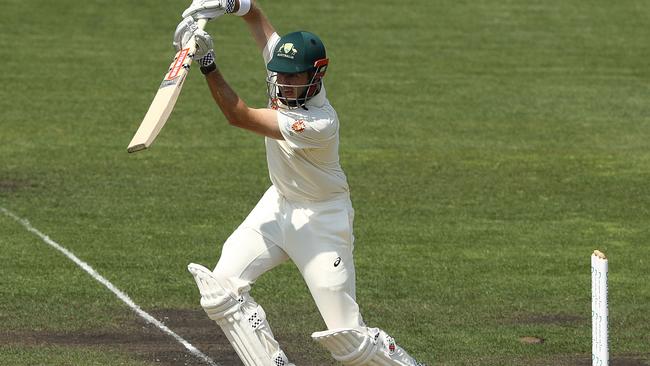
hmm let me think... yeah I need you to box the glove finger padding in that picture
[182,0,227,20]
[193,30,214,61]
[173,17,199,51]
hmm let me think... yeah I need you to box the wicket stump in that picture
[591,250,608,366]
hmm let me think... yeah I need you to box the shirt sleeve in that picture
[276,109,338,149]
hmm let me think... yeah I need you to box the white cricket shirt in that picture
[262,33,349,202]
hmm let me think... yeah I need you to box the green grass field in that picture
[2,0,649,365]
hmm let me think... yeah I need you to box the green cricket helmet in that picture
[266,31,329,109]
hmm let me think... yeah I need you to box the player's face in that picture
[276,72,310,98]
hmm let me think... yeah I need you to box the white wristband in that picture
[234,0,251,16]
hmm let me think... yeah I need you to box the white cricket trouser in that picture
[213,185,364,330]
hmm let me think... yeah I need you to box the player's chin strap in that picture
[188,263,295,366]
[312,328,427,366]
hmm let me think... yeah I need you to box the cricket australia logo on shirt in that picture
[291,119,306,133]
[277,43,298,59]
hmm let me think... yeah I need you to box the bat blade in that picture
[127,19,207,153]
[127,49,191,153]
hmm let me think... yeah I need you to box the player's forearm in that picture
[204,69,249,127]
[242,1,276,51]
[204,69,283,139]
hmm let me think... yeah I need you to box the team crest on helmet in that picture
[277,43,298,59]
[291,120,306,132]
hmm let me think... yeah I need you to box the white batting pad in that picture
[312,328,426,366]
[188,263,294,366]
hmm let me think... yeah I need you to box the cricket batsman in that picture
[174,0,427,364]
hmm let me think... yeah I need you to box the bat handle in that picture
[196,18,208,30]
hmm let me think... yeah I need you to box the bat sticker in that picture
[166,48,190,80]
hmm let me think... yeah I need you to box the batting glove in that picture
[182,0,250,19]
[173,17,200,51]
[193,31,216,72]
[173,17,216,74]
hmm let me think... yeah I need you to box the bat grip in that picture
[196,18,208,30]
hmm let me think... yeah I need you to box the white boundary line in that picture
[1,207,219,366]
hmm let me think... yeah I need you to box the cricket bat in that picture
[127,18,208,153]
